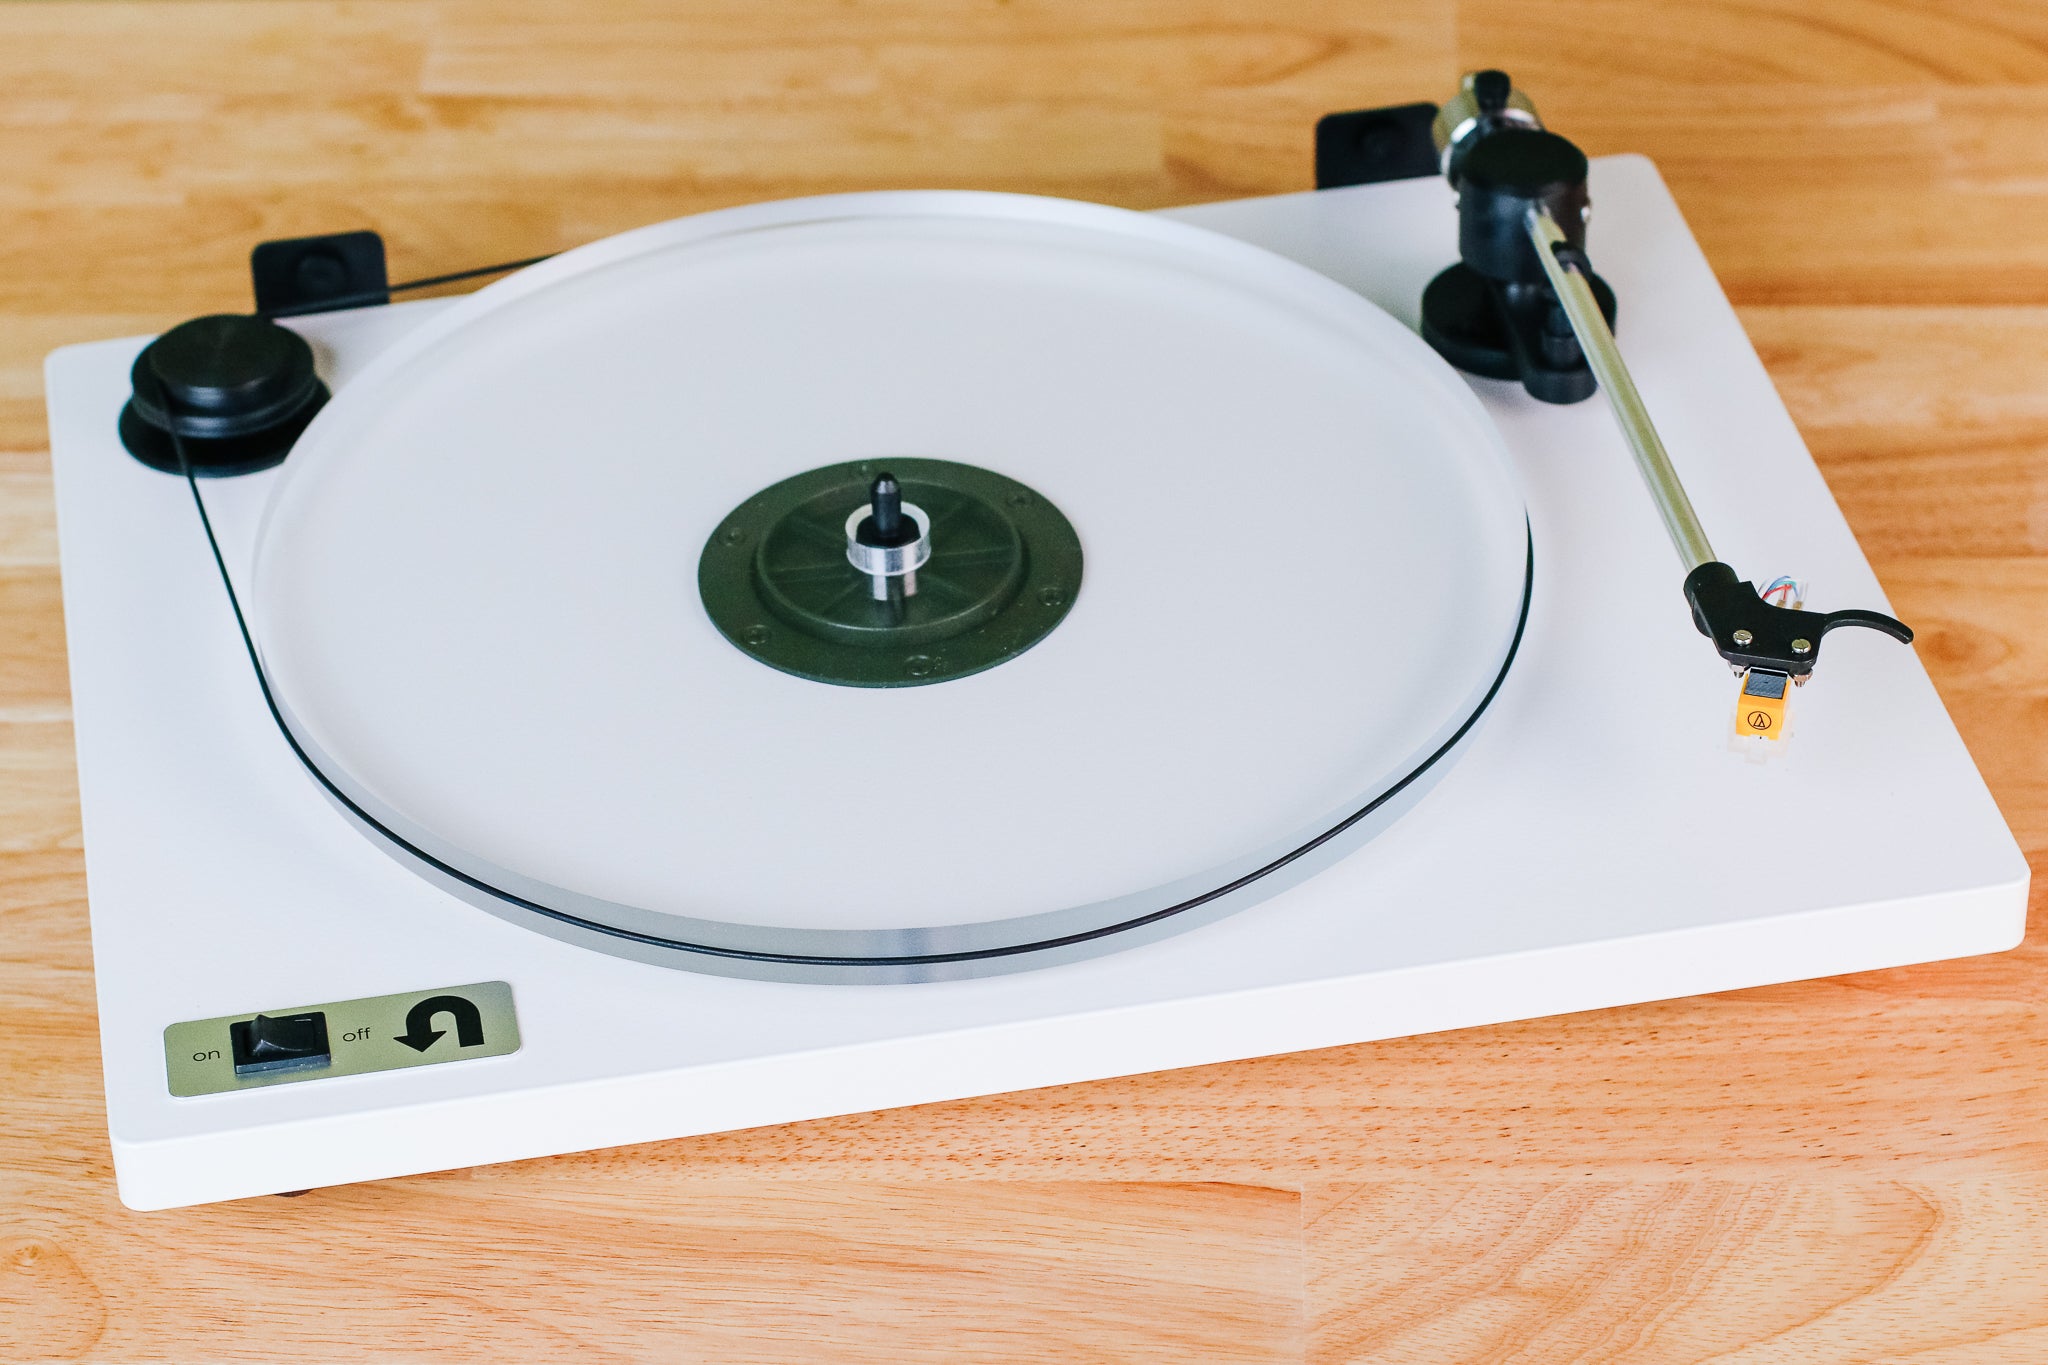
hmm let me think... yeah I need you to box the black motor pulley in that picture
[119,313,328,476]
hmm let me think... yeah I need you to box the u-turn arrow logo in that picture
[394,994,486,1052]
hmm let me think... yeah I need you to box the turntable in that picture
[45,75,2027,1209]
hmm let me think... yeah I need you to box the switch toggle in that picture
[229,1012,331,1077]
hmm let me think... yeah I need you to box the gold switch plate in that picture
[163,981,520,1097]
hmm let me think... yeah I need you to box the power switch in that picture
[229,1012,331,1077]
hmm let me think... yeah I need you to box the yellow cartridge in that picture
[1734,669,1790,742]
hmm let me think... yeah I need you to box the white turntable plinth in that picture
[48,156,2027,1209]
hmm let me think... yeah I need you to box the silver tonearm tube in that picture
[1524,207,1715,572]
[1415,67,1911,681]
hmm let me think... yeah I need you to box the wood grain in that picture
[3,1,2046,1359]
[1308,1180,2048,1362]
[3,1175,1305,1363]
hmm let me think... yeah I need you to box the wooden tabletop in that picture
[5,2,2045,1360]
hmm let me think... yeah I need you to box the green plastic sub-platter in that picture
[698,458,1083,688]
